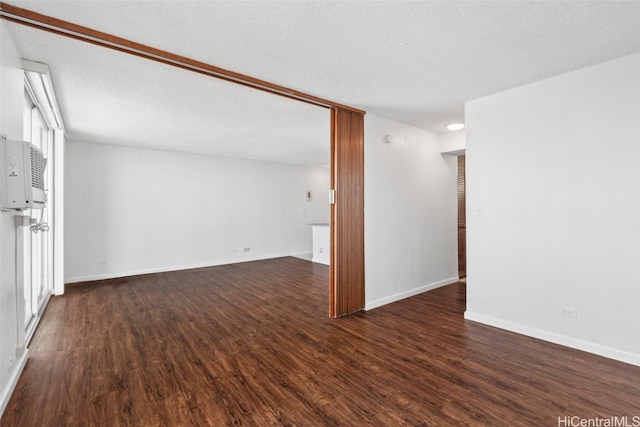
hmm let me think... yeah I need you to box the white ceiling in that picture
[4,1,640,165]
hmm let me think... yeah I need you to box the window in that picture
[22,77,54,341]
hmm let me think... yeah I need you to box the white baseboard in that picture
[311,257,329,265]
[464,311,640,367]
[291,252,313,262]
[64,252,302,284]
[365,276,459,311]
[0,348,28,419]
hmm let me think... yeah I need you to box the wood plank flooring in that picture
[2,257,639,426]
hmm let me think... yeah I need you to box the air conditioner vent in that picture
[30,144,46,190]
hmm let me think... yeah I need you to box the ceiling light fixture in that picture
[446,123,465,131]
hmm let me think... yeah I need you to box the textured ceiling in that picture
[6,21,331,165]
[4,1,640,165]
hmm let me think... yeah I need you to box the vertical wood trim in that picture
[457,155,466,278]
[330,108,365,317]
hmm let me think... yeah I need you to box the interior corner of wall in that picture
[438,130,466,155]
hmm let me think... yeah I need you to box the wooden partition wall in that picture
[0,2,367,318]
[330,109,365,317]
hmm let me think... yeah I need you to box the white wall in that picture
[0,21,29,417]
[439,130,466,155]
[465,53,640,365]
[64,141,330,282]
[67,115,460,306]
[365,114,459,310]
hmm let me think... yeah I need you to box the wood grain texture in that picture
[330,108,365,317]
[457,155,466,278]
[2,257,639,426]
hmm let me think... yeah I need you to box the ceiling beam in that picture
[0,2,366,115]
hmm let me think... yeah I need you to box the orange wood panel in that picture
[457,155,466,278]
[330,108,365,317]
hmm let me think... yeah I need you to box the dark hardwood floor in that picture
[2,257,639,426]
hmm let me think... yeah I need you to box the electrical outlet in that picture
[243,247,250,252]
[560,306,577,318]
[319,247,323,253]
[7,358,13,371]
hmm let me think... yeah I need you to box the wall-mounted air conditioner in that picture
[1,139,47,210]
